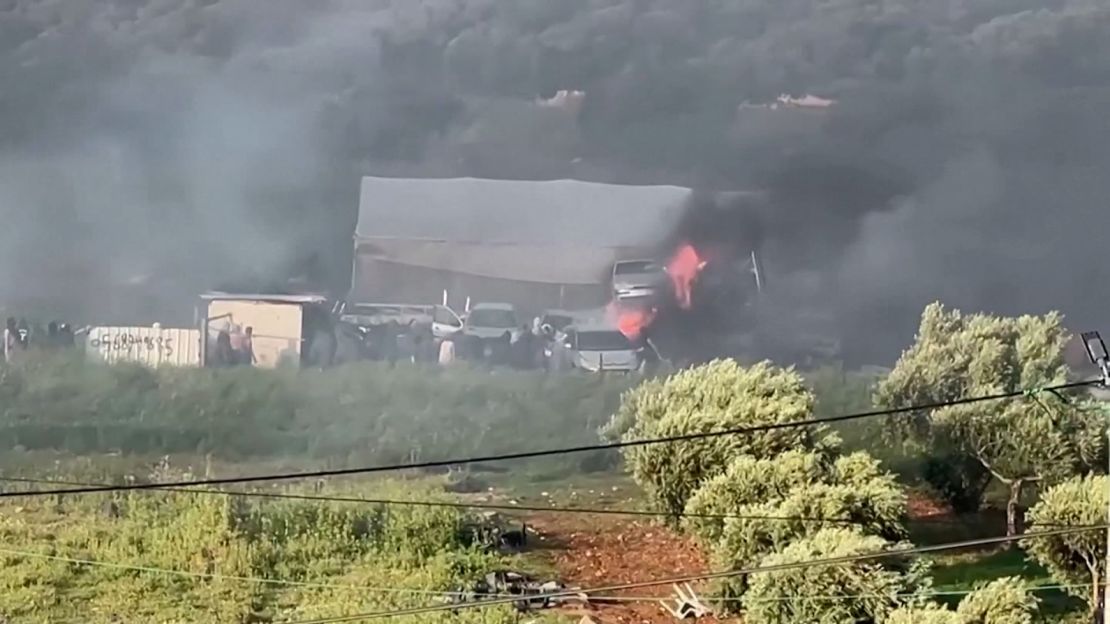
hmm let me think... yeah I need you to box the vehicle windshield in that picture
[543,314,574,331]
[577,330,633,351]
[615,261,661,275]
[468,308,517,328]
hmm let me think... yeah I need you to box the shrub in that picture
[709,474,907,607]
[0,478,507,623]
[1024,474,1107,618]
[613,359,838,518]
[741,527,930,624]
[955,576,1038,624]
[0,357,632,470]
[683,450,904,545]
[682,450,830,543]
[886,604,966,624]
[884,577,1039,624]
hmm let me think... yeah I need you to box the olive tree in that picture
[741,527,931,624]
[875,302,1102,536]
[684,450,905,544]
[709,472,907,606]
[1023,474,1107,618]
[885,577,1038,624]
[682,450,830,543]
[612,359,840,518]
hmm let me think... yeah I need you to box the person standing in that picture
[438,332,456,366]
[3,317,18,363]
[213,330,235,367]
[240,327,256,366]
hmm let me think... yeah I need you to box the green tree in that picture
[682,450,830,543]
[874,302,1102,536]
[886,604,966,624]
[684,450,905,544]
[611,359,839,518]
[708,465,907,606]
[1023,474,1107,618]
[886,577,1039,624]
[741,527,930,624]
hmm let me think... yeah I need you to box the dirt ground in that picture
[523,491,953,623]
[527,513,727,623]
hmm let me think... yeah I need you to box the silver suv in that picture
[611,259,667,300]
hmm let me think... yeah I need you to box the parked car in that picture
[611,259,667,300]
[538,309,576,335]
[463,303,523,342]
[335,302,463,339]
[548,324,642,373]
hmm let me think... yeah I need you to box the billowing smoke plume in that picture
[2,0,1109,360]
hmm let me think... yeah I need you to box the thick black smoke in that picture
[1,0,1109,361]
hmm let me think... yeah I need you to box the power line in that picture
[280,523,1106,623]
[0,475,986,529]
[0,379,1093,500]
[0,546,471,597]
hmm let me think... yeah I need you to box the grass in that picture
[928,547,1085,618]
[0,353,633,474]
[0,356,1093,622]
[0,469,526,623]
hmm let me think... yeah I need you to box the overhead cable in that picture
[280,523,1105,622]
[0,379,1094,499]
[0,475,987,528]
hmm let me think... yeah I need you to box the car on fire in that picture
[547,324,643,373]
[611,259,668,301]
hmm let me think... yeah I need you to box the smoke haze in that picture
[1,0,1108,360]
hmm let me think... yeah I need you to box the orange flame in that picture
[607,301,656,340]
[667,244,707,310]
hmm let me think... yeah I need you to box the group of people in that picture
[436,323,554,369]
[4,317,76,363]
[210,325,256,367]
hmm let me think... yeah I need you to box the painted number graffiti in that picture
[90,334,175,356]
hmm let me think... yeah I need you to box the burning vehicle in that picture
[611,259,667,301]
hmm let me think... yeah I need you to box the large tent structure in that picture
[352,176,694,312]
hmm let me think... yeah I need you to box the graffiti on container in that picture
[90,333,175,356]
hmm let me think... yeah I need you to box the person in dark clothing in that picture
[213,330,235,367]
[489,331,512,367]
[45,321,59,350]
[381,321,400,363]
[57,323,75,348]
[511,325,534,369]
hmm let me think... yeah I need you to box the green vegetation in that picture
[888,577,1039,624]
[1024,475,1108,619]
[742,527,930,623]
[1,301,1105,623]
[0,478,515,624]
[606,359,839,518]
[0,353,631,474]
[876,303,1104,535]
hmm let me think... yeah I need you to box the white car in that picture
[612,259,667,300]
[335,302,463,340]
[549,325,643,373]
[463,303,523,342]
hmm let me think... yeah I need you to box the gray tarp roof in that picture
[355,177,694,284]
[357,176,692,246]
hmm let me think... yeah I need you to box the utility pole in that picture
[1080,332,1110,624]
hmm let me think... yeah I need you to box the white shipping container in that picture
[85,327,201,367]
